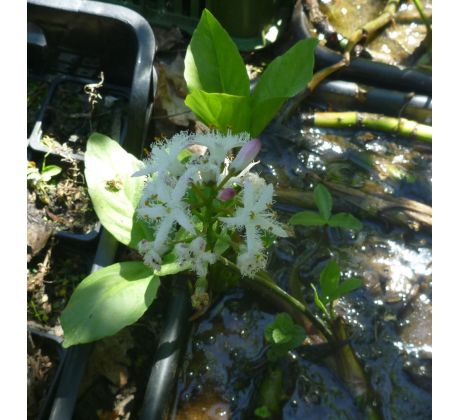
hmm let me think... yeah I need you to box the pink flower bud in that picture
[230,138,262,172]
[218,187,236,201]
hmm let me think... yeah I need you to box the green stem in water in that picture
[344,0,401,56]
[309,111,432,142]
[218,256,333,340]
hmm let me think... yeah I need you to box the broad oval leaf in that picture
[328,213,363,231]
[250,97,285,138]
[250,39,317,136]
[288,211,327,227]
[314,184,332,220]
[185,90,252,134]
[331,277,363,302]
[61,262,159,347]
[252,39,317,104]
[319,259,341,300]
[85,133,145,248]
[184,9,249,96]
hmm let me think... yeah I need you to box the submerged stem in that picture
[309,111,432,142]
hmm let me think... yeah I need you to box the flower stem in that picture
[216,170,236,192]
[218,256,333,340]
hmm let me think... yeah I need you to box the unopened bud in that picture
[218,187,236,201]
[230,138,262,172]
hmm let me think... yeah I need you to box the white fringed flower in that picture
[193,131,248,167]
[133,132,190,178]
[174,237,217,277]
[135,131,287,283]
[219,175,288,277]
[137,166,197,261]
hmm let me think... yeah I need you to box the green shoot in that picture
[288,184,363,231]
[311,260,362,321]
[264,312,307,362]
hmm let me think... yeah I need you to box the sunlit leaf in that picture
[314,184,333,220]
[319,259,341,301]
[288,211,327,227]
[84,133,145,248]
[184,9,249,96]
[61,262,159,347]
[328,213,363,231]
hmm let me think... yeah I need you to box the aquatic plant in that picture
[289,183,363,230]
[61,131,287,346]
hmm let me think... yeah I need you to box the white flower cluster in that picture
[134,131,287,279]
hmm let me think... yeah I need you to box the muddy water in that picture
[317,0,432,65]
[172,110,431,418]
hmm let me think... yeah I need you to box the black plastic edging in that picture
[48,229,119,420]
[140,278,192,420]
[28,0,157,158]
[310,79,432,124]
[291,1,432,96]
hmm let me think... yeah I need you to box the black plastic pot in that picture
[291,1,432,96]
[27,326,67,420]
[26,2,159,419]
[27,0,157,242]
[47,229,119,420]
[28,0,157,158]
[29,75,129,162]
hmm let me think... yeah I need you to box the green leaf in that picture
[61,262,159,347]
[41,165,62,181]
[250,39,317,136]
[185,90,252,134]
[311,284,329,318]
[84,133,145,248]
[184,9,249,96]
[264,313,306,361]
[328,213,363,231]
[288,211,327,227]
[314,184,333,220]
[250,97,286,138]
[333,277,363,301]
[319,259,341,301]
[252,39,317,103]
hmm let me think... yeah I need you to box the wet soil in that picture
[315,0,432,66]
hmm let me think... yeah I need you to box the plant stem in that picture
[308,111,431,142]
[332,317,382,419]
[411,0,432,36]
[344,0,401,57]
[218,256,333,340]
[216,170,236,192]
[279,0,402,124]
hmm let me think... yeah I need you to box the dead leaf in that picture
[154,54,195,127]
